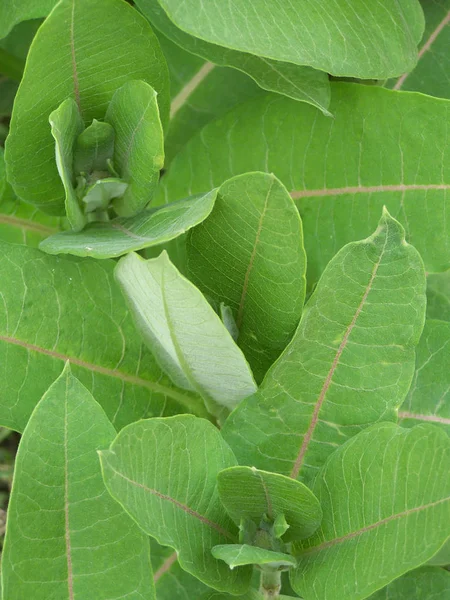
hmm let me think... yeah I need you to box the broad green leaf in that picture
[218,466,321,541]
[105,80,164,216]
[158,83,450,284]
[369,566,450,599]
[5,0,169,214]
[212,545,296,570]
[291,423,450,600]
[154,0,424,79]
[388,1,450,98]
[49,98,86,230]
[222,211,426,482]
[0,241,206,433]
[0,2,53,39]
[138,0,331,114]
[40,189,217,258]
[115,251,257,415]
[427,540,450,566]
[187,172,306,383]
[399,319,450,435]
[1,365,155,600]
[100,415,252,593]
[427,271,450,321]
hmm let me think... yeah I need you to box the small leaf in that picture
[100,415,252,593]
[105,79,164,216]
[41,189,216,258]
[49,98,86,230]
[82,178,128,214]
[218,466,322,541]
[212,545,296,570]
[1,365,155,599]
[291,423,450,600]
[73,119,115,174]
[115,251,257,415]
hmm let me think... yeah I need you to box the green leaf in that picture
[222,211,426,482]
[138,0,331,114]
[0,2,54,39]
[1,365,155,599]
[388,1,450,98]
[398,319,450,435]
[427,271,450,322]
[49,98,86,230]
[158,83,450,284]
[40,189,217,258]
[100,415,252,593]
[212,545,296,570]
[218,466,322,541]
[187,172,306,383]
[0,241,206,433]
[105,79,164,216]
[199,590,263,600]
[427,540,450,566]
[5,0,169,214]
[115,251,257,415]
[73,118,115,175]
[154,0,424,78]
[291,423,450,600]
[369,566,450,599]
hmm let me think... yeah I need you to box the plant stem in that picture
[259,568,282,598]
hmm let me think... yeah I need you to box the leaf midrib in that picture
[290,183,450,199]
[63,375,75,600]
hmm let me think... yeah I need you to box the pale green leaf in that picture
[291,423,450,600]
[222,211,426,483]
[0,241,206,433]
[399,319,450,435]
[1,365,155,599]
[0,2,53,39]
[115,251,257,415]
[73,119,115,175]
[100,415,252,593]
[154,0,424,78]
[81,178,128,214]
[187,172,306,383]
[49,98,86,230]
[218,466,322,541]
[212,545,296,570]
[158,83,450,284]
[5,0,169,214]
[138,0,331,114]
[105,79,164,216]
[427,271,450,322]
[369,566,450,599]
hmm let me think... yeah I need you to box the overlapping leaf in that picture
[222,212,426,483]
[0,1,54,39]
[427,271,450,321]
[1,365,155,599]
[369,566,450,598]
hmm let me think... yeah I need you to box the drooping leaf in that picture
[104,79,164,216]
[40,189,217,258]
[218,466,321,541]
[1,365,155,599]
[291,423,450,600]
[427,271,450,321]
[153,0,424,78]
[369,566,450,599]
[138,0,331,114]
[187,172,306,382]
[0,2,54,39]
[115,251,257,415]
[398,319,450,435]
[0,241,205,433]
[100,415,252,593]
[158,83,450,284]
[212,545,296,570]
[388,1,450,98]
[222,211,426,483]
[5,0,170,214]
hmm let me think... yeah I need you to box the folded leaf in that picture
[427,271,450,322]
[40,189,216,258]
[115,251,257,415]
[0,241,205,433]
[218,467,321,541]
[369,566,450,598]
[155,0,424,78]
[291,423,450,600]
[222,211,426,482]
[1,365,155,599]
[399,319,450,435]
[138,0,331,114]
[5,0,169,214]
[158,83,450,284]
[187,172,306,382]
[212,545,296,570]
[100,415,252,593]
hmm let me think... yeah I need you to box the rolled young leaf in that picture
[115,251,257,415]
[291,423,450,600]
[222,210,426,482]
[100,415,252,593]
[1,365,155,600]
